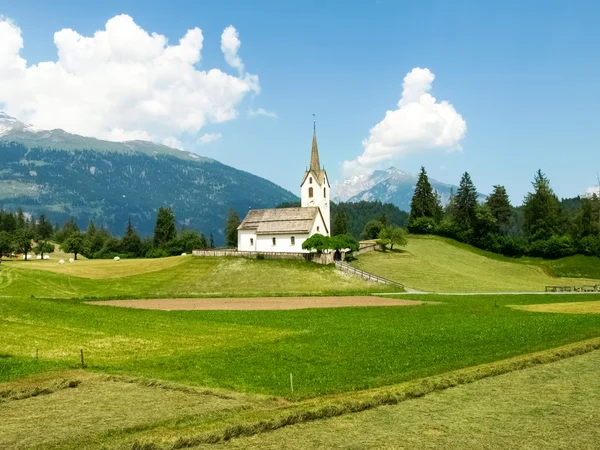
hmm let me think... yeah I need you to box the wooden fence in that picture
[545,285,600,293]
[335,261,404,288]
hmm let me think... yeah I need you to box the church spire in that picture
[310,115,321,173]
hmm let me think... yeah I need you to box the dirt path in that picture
[89,296,424,311]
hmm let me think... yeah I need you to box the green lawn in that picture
[352,235,600,292]
[206,349,600,449]
[0,256,388,299]
[3,292,600,397]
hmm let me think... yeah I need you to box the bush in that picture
[434,220,459,239]
[500,236,528,257]
[145,248,169,258]
[408,217,436,234]
[528,236,576,259]
[256,253,265,260]
[577,235,600,257]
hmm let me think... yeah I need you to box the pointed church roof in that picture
[301,121,329,187]
[310,125,321,174]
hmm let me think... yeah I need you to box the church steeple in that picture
[310,118,321,174]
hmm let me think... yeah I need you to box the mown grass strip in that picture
[0,378,81,403]
[132,337,600,449]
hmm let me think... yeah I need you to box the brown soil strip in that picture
[88,296,423,311]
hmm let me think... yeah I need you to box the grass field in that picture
[204,349,600,449]
[0,256,389,298]
[511,300,600,314]
[2,252,600,448]
[352,235,600,292]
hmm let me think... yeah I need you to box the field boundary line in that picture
[133,337,600,449]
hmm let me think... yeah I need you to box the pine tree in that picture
[36,213,54,242]
[16,208,25,230]
[224,209,241,248]
[153,207,176,247]
[486,185,512,229]
[122,217,142,256]
[409,167,437,221]
[332,208,349,236]
[86,220,97,238]
[209,233,215,249]
[454,172,478,229]
[523,170,561,241]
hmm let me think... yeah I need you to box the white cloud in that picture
[585,186,600,197]
[198,132,222,144]
[221,25,243,73]
[248,107,278,119]
[162,136,184,150]
[343,67,466,175]
[0,15,259,147]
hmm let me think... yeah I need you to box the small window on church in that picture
[324,187,326,198]
[309,177,312,184]
[317,226,320,232]
[250,238,254,245]
[291,236,295,245]
[309,187,313,198]
[272,237,276,246]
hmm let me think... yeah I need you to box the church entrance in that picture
[333,250,342,261]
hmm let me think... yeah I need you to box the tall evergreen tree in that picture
[0,231,13,262]
[332,208,350,236]
[122,217,142,256]
[486,185,512,229]
[523,170,561,241]
[453,172,478,229]
[86,220,97,238]
[209,233,215,249]
[36,213,54,242]
[16,208,25,230]
[409,167,437,221]
[153,207,176,247]
[224,209,241,248]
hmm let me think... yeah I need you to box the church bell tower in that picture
[300,120,330,235]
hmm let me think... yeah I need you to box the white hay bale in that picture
[181,252,187,256]
[43,255,50,260]
[36,255,42,260]
[68,258,74,263]
[114,256,120,261]
[23,254,33,260]
[59,259,65,264]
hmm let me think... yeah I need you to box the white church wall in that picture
[237,230,257,252]
[255,233,310,253]
[300,171,331,235]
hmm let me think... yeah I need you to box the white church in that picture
[237,125,330,253]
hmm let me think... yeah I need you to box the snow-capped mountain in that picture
[334,167,485,212]
[0,111,204,161]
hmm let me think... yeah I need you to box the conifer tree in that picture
[224,209,241,248]
[36,213,54,242]
[486,185,512,229]
[0,231,13,263]
[209,233,215,249]
[122,217,142,256]
[523,170,561,241]
[409,167,436,221]
[454,172,478,229]
[153,207,176,247]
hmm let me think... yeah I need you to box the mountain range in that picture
[333,167,486,211]
[0,112,297,243]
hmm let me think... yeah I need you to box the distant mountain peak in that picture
[0,111,210,162]
[333,167,485,211]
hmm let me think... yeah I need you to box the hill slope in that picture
[352,235,600,293]
[0,112,297,241]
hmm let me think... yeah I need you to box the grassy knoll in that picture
[0,256,388,298]
[352,235,600,292]
[3,293,600,397]
[204,349,600,449]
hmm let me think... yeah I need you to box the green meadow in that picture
[352,235,600,292]
[2,244,600,448]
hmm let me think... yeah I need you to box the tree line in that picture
[407,167,600,259]
[0,207,218,261]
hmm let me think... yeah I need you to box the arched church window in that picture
[309,177,313,184]
[272,237,276,246]
[324,187,326,198]
[291,236,295,245]
[309,187,313,198]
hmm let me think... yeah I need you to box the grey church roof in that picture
[238,207,322,235]
[300,127,329,187]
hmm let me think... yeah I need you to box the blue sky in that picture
[2,0,600,204]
